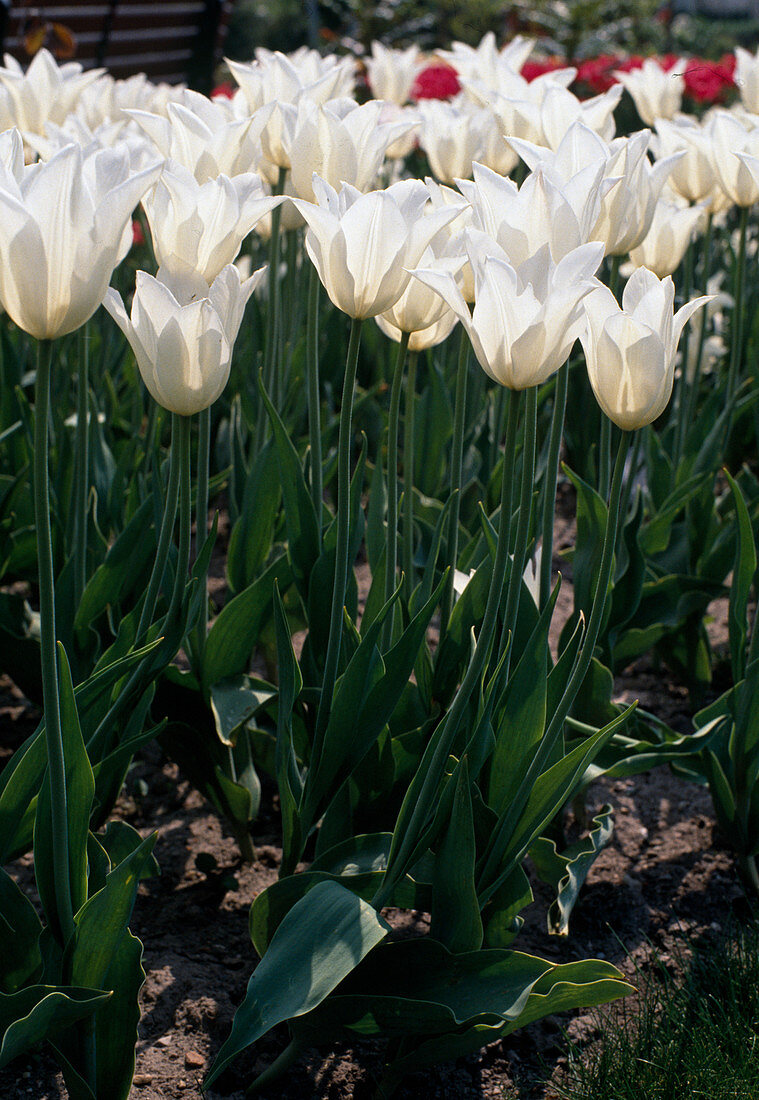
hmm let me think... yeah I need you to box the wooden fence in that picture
[0,1,234,88]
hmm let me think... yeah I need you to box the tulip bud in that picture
[580,267,710,430]
[104,264,264,416]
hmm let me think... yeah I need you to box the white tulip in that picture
[417,98,493,183]
[653,117,722,205]
[376,308,458,350]
[735,46,759,114]
[104,265,264,416]
[629,197,707,277]
[0,136,160,339]
[705,109,759,207]
[0,48,103,136]
[412,232,603,390]
[614,58,685,126]
[580,267,710,430]
[366,42,421,105]
[142,161,282,285]
[292,176,462,319]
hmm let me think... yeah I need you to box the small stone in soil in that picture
[133,1075,153,1087]
[185,1050,205,1068]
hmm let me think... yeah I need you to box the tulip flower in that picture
[0,47,103,136]
[376,308,458,350]
[580,267,710,430]
[614,58,685,125]
[438,31,536,86]
[0,136,160,339]
[735,46,759,113]
[288,99,415,201]
[652,117,725,207]
[292,176,462,319]
[629,196,707,277]
[705,109,759,207]
[417,99,494,183]
[104,264,264,416]
[141,161,283,284]
[412,231,603,390]
[366,42,421,105]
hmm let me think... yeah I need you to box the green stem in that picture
[135,413,182,646]
[192,405,211,665]
[539,361,568,609]
[373,388,521,908]
[313,318,362,752]
[33,339,75,943]
[256,166,286,446]
[673,239,695,468]
[306,264,323,524]
[727,206,748,403]
[477,427,632,895]
[402,350,418,602]
[500,385,537,666]
[598,413,611,499]
[73,324,89,609]
[440,326,470,636]
[383,330,410,649]
[682,213,713,435]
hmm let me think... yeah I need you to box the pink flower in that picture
[410,64,460,101]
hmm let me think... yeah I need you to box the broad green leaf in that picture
[430,760,482,953]
[226,438,281,593]
[726,472,756,684]
[206,881,390,1088]
[210,676,275,748]
[273,581,304,875]
[0,868,42,993]
[0,985,109,1070]
[529,804,614,935]
[34,644,94,942]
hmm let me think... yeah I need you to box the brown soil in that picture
[0,499,743,1100]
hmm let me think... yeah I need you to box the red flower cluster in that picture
[682,55,736,103]
[410,63,461,101]
[521,56,566,82]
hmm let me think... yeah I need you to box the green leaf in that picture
[0,986,109,1071]
[205,881,390,1088]
[725,472,756,684]
[33,644,95,942]
[430,760,483,953]
[273,581,304,874]
[202,554,293,690]
[0,868,42,993]
[226,438,281,593]
[258,373,320,598]
[210,677,276,748]
[530,804,614,935]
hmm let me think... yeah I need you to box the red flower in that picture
[131,219,145,247]
[683,56,735,103]
[521,57,566,82]
[410,63,461,101]
[575,54,623,94]
[212,81,235,100]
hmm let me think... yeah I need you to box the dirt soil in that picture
[0,495,744,1100]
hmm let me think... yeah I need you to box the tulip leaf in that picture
[202,553,292,690]
[210,677,275,749]
[430,759,483,953]
[273,581,304,875]
[34,644,95,942]
[725,472,756,684]
[258,373,320,598]
[0,985,110,1070]
[529,804,614,935]
[0,867,42,993]
[226,437,281,594]
[205,880,390,1088]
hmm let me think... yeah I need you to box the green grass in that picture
[558,921,759,1100]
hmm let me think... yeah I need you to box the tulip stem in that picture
[193,405,211,665]
[314,318,362,752]
[383,330,410,649]
[402,351,418,603]
[258,167,286,446]
[476,427,632,897]
[682,213,713,437]
[440,326,470,636]
[598,415,611,499]
[374,388,520,907]
[306,264,323,526]
[33,339,75,944]
[73,324,89,609]
[500,384,537,667]
[135,413,182,647]
[727,205,748,403]
[673,239,695,468]
[539,361,568,610]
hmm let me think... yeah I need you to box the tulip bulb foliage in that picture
[580,267,711,431]
[0,130,160,339]
[104,264,264,416]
